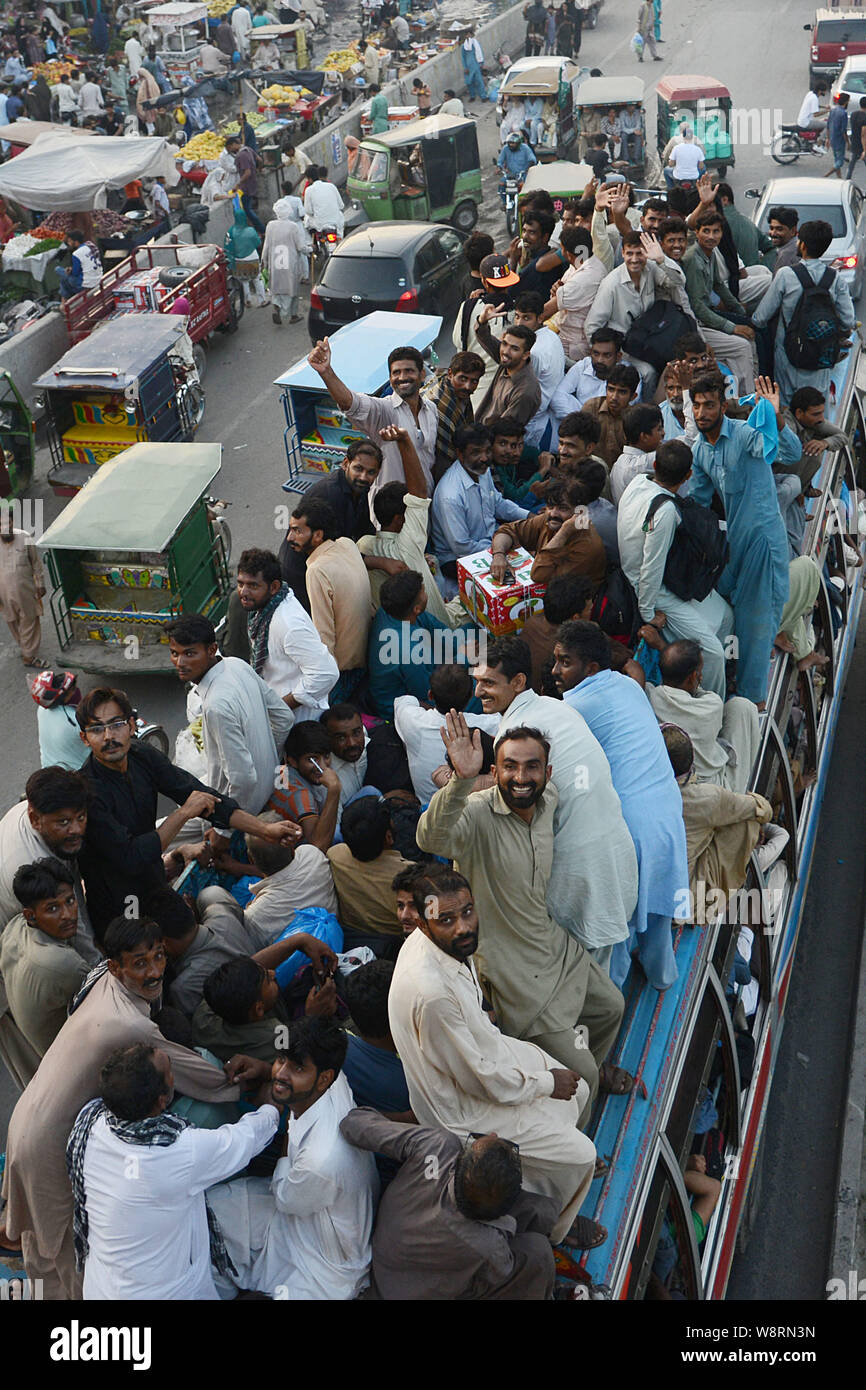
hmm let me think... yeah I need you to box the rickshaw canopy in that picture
[520,160,595,198]
[366,113,476,147]
[274,311,442,394]
[34,315,188,394]
[575,76,645,108]
[37,443,222,553]
[500,56,581,96]
[655,75,732,104]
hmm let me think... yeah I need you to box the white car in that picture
[748,176,866,300]
[831,53,866,113]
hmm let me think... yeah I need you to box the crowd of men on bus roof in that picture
[0,165,860,1302]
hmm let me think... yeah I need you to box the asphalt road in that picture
[1,0,863,1302]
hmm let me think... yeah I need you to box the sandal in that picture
[599,1062,646,1098]
[561,1216,608,1251]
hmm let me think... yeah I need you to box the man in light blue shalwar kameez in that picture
[553,627,689,993]
[751,220,855,406]
[690,376,801,706]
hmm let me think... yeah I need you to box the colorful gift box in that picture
[457,546,545,635]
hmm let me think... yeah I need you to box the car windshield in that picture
[817,20,866,41]
[319,255,406,294]
[354,149,389,184]
[761,204,847,238]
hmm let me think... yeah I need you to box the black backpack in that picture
[782,262,843,371]
[622,300,698,372]
[591,565,640,642]
[643,493,728,603]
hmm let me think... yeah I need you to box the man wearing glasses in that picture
[76,686,301,939]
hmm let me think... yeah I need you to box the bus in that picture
[578,343,866,1300]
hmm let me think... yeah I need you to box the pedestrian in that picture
[412,76,431,114]
[847,96,866,181]
[461,28,488,103]
[368,82,389,133]
[262,197,306,323]
[636,0,662,61]
[825,93,849,179]
[0,507,45,666]
[225,132,265,237]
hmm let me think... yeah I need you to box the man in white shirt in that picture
[616,439,732,700]
[439,90,464,118]
[394,663,499,804]
[242,830,337,947]
[308,338,438,500]
[231,1,253,56]
[391,13,410,45]
[548,225,609,365]
[512,291,566,448]
[646,638,759,793]
[609,402,664,506]
[52,77,78,122]
[199,40,231,75]
[236,548,338,721]
[667,128,705,184]
[797,83,828,132]
[388,866,596,1243]
[303,166,345,236]
[208,1018,379,1299]
[124,34,144,76]
[77,70,105,117]
[166,614,295,829]
[319,704,370,806]
[69,1042,280,1301]
[549,327,624,446]
[473,637,638,961]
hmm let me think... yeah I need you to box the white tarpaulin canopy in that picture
[147,2,207,25]
[0,134,180,211]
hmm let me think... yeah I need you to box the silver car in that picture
[748,175,865,300]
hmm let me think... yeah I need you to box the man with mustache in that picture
[76,686,301,938]
[388,855,601,1247]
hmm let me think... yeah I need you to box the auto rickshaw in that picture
[347,114,482,232]
[0,371,35,499]
[496,55,585,160]
[33,314,205,498]
[656,75,735,178]
[37,442,230,675]
[574,76,649,183]
[517,160,595,224]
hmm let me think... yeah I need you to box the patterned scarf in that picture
[248,580,290,674]
[66,1098,236,1277]
[68,960,110,1015]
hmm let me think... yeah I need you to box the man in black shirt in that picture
[76,686,301,937]
[305,439,382,540]
[510,209,568,299]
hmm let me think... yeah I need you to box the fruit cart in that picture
[37,442,230,675]
[149,0,209,86]
[35,314,206,496]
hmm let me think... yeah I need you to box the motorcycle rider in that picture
[797,82,829,135]
[303,165,345,240]
[497,131,537,206]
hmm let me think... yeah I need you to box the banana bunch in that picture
[260,83,304,105]
[37,60,80,81]
[320,46,359,72]
[222,111,265,134]
[181,130,226,159]
[207,0,233,14]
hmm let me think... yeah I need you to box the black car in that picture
[308,221,471,340]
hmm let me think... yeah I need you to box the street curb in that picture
[830,873,866,1287]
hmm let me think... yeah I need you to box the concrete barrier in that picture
[0,309,69,413]
[296,1,527,184]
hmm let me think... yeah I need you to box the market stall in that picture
[0,133,180,211]
[148,1,208,86]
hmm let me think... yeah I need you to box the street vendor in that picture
[57,230,103,302]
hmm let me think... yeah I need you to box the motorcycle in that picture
[770,123,831,165]
[311,226,340,282]
[502,176,521,236]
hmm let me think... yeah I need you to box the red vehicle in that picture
[806,7,866,83]
[61,243,245,379]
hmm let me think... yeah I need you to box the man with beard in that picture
[761,207,799,277]
[431,424,529,587]
[549,328,625,443]
[237,547,337,717]
[388,863,602,1247]
[422,351,486,480]
[76,686,301,937]
[0,767,100,1089]
[308,339,439,500]
[304,439,382,541]
[319,703,370,806]
[490,474,607,589]
[286,499,374,703]
[0,504,46,666]
[416,716,626,1125]
[207,1018,379,1299]
[2,915,260,1299]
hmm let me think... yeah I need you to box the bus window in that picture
[631,1138,704,1300]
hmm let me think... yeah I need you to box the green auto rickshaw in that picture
[0,371,35,499]
[655,75,735,179]
[347,114,482,233]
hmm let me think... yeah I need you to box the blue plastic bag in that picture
[273,907,344,989]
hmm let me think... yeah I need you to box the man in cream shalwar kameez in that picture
[0,518,45,664]
[389,924,597,1244]
[262,198,306,324]
[2,967,242,1299]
